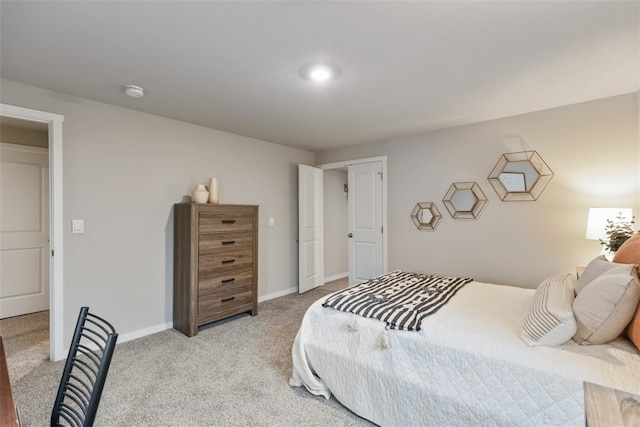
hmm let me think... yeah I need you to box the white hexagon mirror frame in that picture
[487,150,553,201]
[411,202,442,231]
[442,181,487,220]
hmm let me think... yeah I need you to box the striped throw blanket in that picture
[323,270,472,331]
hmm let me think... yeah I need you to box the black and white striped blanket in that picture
[323,270,472,331]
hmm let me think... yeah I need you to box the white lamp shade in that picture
[585,208,633,240]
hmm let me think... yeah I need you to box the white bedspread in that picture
[290,281,640,426]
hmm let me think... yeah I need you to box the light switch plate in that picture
[72,219,84,234]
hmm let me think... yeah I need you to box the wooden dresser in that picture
[173,203,258,337]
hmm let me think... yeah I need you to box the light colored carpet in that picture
[2,279,376,427]
[0,310,50,382]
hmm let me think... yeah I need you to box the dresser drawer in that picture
[197,286,253,325]
[199,268,253,295]
[199,212,254,233]
[199,250,253,274]
[199,276,251,300]
[198,231,253,254]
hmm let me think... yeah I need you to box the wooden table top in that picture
[584,381,640,426]
[0,337,19,427]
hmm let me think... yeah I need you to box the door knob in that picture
[348,233,353,238]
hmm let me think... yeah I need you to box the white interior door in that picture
[298,164,324,293]
[348,161,383,286]
[0,142,50,318]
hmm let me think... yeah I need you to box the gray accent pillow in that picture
[572,267,640,345]
[576,255,635,294]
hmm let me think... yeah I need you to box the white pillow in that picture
[576,255,635,294]
[522,274,577,346]
[572,267,640,345]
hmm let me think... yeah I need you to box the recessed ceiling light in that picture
[124,84,144,98]
[303,64,339,82]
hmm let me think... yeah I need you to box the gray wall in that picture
[0,79,314,345]
[2,77,637,346]
[317,93,639,288]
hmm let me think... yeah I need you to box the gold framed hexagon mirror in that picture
[442,182,487,220]
[411,202,442,230]
[487,150,553,201]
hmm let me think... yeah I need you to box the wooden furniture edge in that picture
[0,337,19,427]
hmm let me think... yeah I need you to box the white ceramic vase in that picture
[192,184,209,204]
[208,178,219,204]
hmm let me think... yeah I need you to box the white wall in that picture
[0,79,314,346]
[323,169,348,280]
[317,93,639,288]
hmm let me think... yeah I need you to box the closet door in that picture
[0,143,49,318]
[298,164,324,293]
[348,161,383,286]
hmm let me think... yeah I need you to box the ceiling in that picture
[1,1,638,152]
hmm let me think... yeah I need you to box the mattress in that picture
[290,281,640,426]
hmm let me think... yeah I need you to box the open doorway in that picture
[0,117,51,376]
[298,156,387,293]
[321,157,387,287]
[0,117,50,318]
[322,168,349,283]
[0,117,50,375]
[0,103,64,361]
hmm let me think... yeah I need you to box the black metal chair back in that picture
[51,306,118,427]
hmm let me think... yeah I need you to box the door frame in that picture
[0,103,64,361]
[318,156,388,280]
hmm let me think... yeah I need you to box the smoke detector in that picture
[124,84,144,98]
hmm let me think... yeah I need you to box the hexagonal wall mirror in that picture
[442,182,487,220]
[411,202,442,230]
[487,150,553,201]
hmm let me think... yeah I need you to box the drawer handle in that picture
[221,240,236,245]
[221,297,235,303]
[221,259,236,265]
[221,278,235,284]
[221,220,236,224]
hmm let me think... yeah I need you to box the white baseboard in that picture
[51,321,174,361]
[324,272,348,283]
[113,278,346,346]
[107,289,299,347]
[258,286,298,302]
[258,273,347,302]
[117,322,173,344]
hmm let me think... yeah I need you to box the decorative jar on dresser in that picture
[173,203,258,337]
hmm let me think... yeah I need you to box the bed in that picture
[290,268,640,426]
